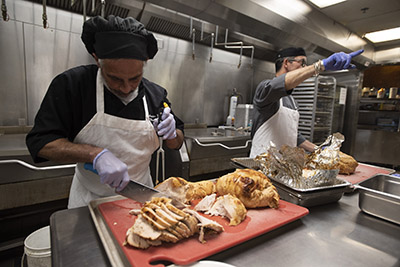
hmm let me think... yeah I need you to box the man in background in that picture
[250,47,363,157]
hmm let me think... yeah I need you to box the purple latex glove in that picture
[93,149,130,191]
[153,107,177,140]
[322,49,364,71]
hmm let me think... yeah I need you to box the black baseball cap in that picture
[276,47,306,61]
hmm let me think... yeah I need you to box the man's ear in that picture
[283,58,289,68]
[92,53,100,67]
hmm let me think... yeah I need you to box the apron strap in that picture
[96,68,105,113]
[142,95,150,119]
[281,96,298,111]
[288,95,298,110]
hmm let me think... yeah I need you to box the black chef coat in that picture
[26,64,184,163]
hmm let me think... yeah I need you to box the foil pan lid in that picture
[255,133,344,189]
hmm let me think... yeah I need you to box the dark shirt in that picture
[251,73,306,145]
[26,64,184,163]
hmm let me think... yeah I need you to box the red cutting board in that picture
[337,163,394,185]
[98,198,308,267]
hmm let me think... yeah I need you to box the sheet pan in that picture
[89,196,309,267]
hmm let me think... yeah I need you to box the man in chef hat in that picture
[249,47,363,158]
[26,15,184,208]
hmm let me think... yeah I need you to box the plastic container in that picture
[361,87,369,97]
[389,87,398,99]
[369,87,377,97]
[234,104,254,128]
[377,88,386,99]
[23,226,51,267]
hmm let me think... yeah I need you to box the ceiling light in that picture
[364,27,400,43]
[308,0,347,8]
[251,0,312,23]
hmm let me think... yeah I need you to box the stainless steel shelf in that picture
[359,110,399,113]
[316,95,334,99]
[360,98,400,103]
[293,76,336,144]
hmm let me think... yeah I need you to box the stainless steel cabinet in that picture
[292,76,336,144]
[354,97,400,166]
[358,98,400,131]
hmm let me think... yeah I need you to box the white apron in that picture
[68,69,159,208]
[250,96,299,158]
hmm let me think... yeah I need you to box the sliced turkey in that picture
[206,194,247,226]
[124,197,223,249]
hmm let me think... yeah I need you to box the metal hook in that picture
[92,0,96,12]
[101,0,105,17]
[82,0,87,22]
[214,26,254,68]
[1,0,9,21]
[42,0,49,29]
[210,32,214,62]
[192,28,196,60]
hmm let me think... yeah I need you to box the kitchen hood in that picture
[29,0,378,66]
[110,0,375,66]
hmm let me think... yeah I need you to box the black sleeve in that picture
[253,74,288,109]
[26,66,97,163]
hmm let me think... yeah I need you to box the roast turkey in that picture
[194,193,216,212]
[338,151,358,175]
[216,169,280,209]
[196,193,247,226]
[155,177,216,204]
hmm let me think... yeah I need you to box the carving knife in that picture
[84,163,185,208]
[118,179,186,208]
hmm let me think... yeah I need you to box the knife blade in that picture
[118,179,186,208]
[84,163,186,208]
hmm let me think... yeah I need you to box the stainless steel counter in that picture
[50,191,400,267]
[0,134,74,209]
[0,134,75,185]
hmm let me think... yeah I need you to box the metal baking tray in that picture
[355,174,400,225]
[88,195,131,267]
[272,179,350,207]
[88,195,309,267]
[231,157,351,207]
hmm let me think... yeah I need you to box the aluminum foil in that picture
[255,133,344,189]
[305,132,344,170]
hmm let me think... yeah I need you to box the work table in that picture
[50,191,400,267]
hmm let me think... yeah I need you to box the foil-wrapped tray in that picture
[231,157,351,207]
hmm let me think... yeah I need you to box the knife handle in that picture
[84,163,98,174]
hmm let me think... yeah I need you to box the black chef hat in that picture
[81,15,158,60]
[276,47,306,61]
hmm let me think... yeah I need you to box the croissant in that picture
[216,169,279,209]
